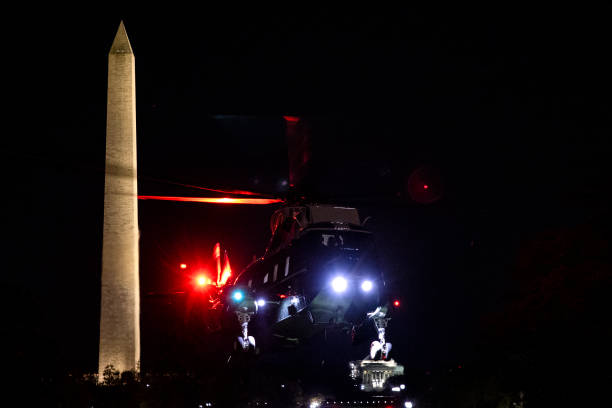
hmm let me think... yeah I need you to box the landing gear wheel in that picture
[370,340,382,360]
[381,342,392,360]
[233,309,257,353]
[366,306,392,360]
[234,336,257,353]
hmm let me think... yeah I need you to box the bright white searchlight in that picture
[361,280,373,292]
[331,276,348,293]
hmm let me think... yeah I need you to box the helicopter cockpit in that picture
[265,205,365,254]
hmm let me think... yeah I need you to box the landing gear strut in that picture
[367,307,392,360]
[234,309,256,352]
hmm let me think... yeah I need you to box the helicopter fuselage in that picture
[226,205,385,348]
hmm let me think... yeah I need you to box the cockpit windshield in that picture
[302,229,374,252]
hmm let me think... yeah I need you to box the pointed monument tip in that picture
[110,20,133,55]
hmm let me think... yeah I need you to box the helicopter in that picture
[216,200,396,361]
[139,116,433,362]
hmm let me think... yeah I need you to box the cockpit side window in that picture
[268,218,298,253]
[322,234,344,247]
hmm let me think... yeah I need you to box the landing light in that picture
[331,276,348,293]
[404,402,413,408]
[232,290,244,302]
[256,299,266,307]
[361,280,373,292]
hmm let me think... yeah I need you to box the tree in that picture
[102,364,120,386]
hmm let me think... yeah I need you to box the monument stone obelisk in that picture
[98,21,140,377]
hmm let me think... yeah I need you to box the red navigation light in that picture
[423,184,429,190]
[283,116,300,123]
[196,274,212,287]
[180,263,187,269]
[393,300,400,307]
[278,294,287,299]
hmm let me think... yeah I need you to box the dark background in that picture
[3,5,611,405]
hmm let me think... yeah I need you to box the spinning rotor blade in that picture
[166,183,272,197]
[138,195,284,205]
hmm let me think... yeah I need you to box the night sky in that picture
[3,5,611,393]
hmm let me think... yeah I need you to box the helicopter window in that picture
[270,211,284,235]
[301,230,373,251]
[268,218,298,254]
[322,234,344,247]
[263,273,269,284]
[284,256,290,276]
[336,232,373,251]
[273,264,278,282]
[248,279,252,288]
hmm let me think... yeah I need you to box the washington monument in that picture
[98,21,140,376]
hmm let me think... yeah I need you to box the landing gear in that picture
[233,309,256,353]
[367,307,392,360]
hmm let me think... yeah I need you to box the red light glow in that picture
[196,275,213,286]
[393,300,400,307]
[214,243,222,284]
[220,251,232,285]
[180,263,187,269]
[283,116,300,123]
[138,196,284,205]
[423,184,429,190]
